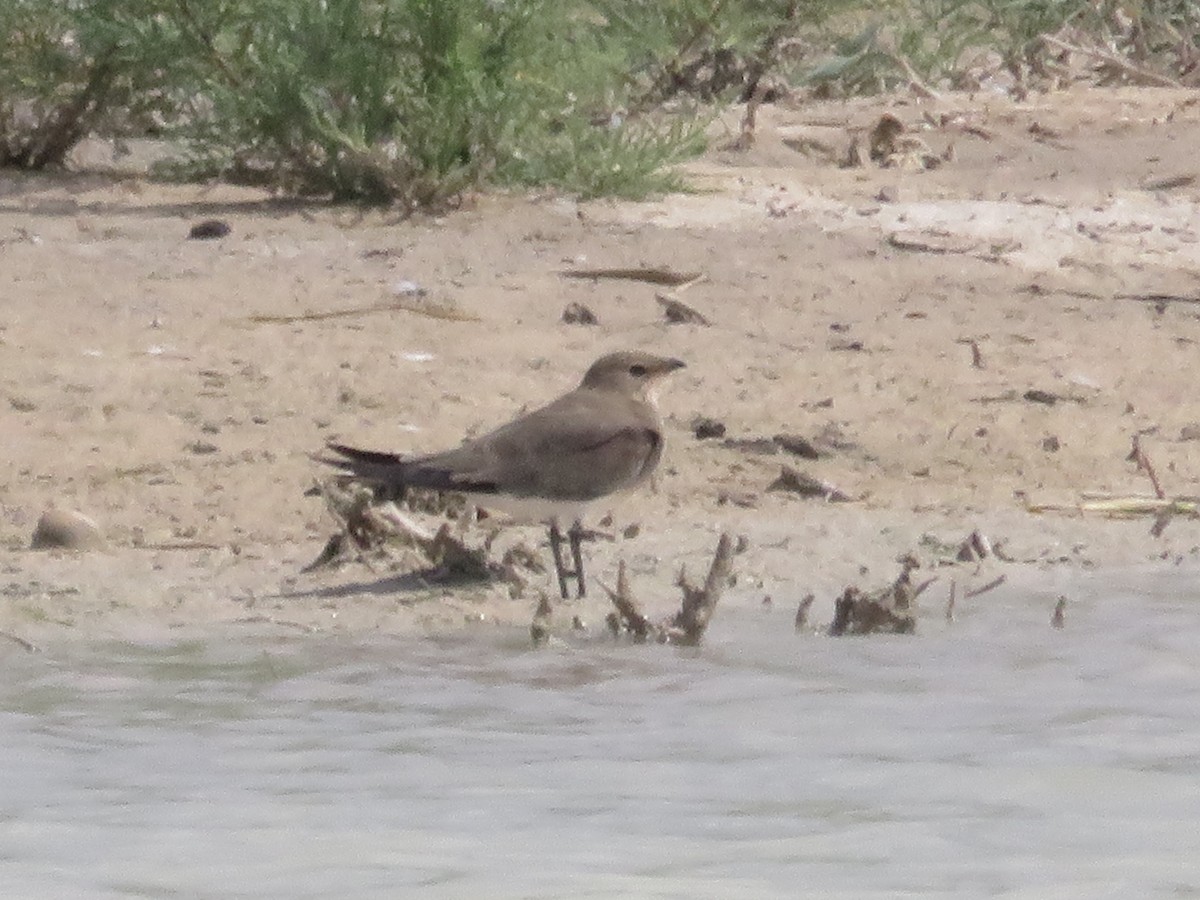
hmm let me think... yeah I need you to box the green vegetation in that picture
[1,1,1195,204]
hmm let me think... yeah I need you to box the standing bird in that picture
[321,350,686,598]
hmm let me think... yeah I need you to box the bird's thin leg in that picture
[568,520,587,599]
[548,523,572,600]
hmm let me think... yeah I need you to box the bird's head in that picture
[580,350,686,400]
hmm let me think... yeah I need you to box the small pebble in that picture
[30,508,106,550]
[562,302,598,325]
[188,219,231,240]
[692,416,726,440]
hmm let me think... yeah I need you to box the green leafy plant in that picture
[0,0,173,168]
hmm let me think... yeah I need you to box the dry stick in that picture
[668,533,735,645]
[1051,596,1067,629]
[600,560,651,642]
[1127,434,1166,500]
[1040,34,1182,88]
[530,594,553,647]
[911,576,940,602]
[247,298,478,325]
[970,339,985,369]
[794,593,815,631]
[559,267,704,287]
[964,574,1007,599]
[945,580,957,622]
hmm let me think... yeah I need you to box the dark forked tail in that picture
[319,442,497,494]
[319,442,409,484]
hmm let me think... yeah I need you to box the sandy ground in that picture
[3,86,1200,645]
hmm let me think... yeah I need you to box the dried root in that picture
[304,478,541,592]
[601,533,736,646]
[828,554,921,636]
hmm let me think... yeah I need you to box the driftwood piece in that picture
[827,555,920,636]
[305,479,537,589]
[601,533,736,646]
[601,560,651,642]
[664,533,735,645]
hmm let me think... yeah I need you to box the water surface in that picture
[3,568,1200,899]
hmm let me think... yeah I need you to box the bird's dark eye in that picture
[629,364,648,377]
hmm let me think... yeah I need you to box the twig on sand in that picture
[559,266,704,288]
[247,297,478,325]
[1028,435,1200,535]
[1127,433,1165,500]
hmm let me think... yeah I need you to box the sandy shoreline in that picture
[4,86,1200,645]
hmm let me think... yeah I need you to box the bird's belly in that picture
[463,491,591,526]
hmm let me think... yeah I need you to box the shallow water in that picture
[3,568,1200,899]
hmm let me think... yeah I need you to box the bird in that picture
[320,350,686,598]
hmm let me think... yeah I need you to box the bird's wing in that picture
[407,390,663,500]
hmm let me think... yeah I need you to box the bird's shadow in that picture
[276,567,494,605]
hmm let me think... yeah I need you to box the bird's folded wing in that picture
[414,405,662,500]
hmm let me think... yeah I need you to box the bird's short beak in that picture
[665,358,686,372]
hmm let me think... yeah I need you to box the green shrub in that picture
[0,0,171,168]
[157,0,707,204]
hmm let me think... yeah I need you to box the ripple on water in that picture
[2,567,1200,897]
